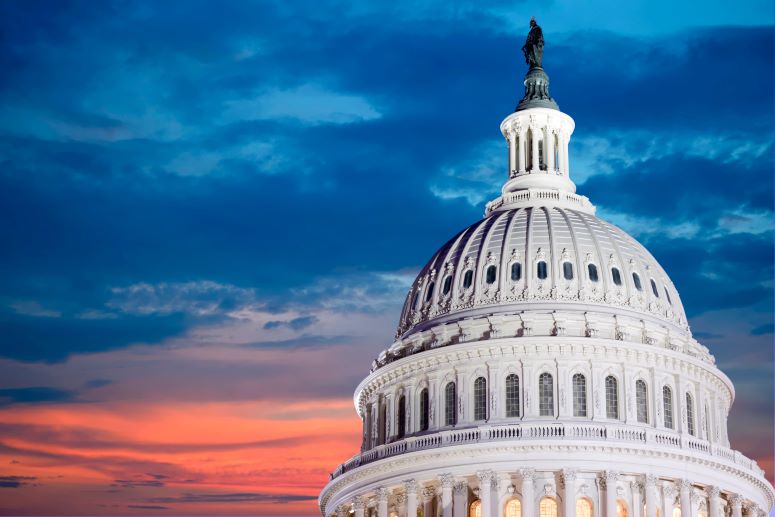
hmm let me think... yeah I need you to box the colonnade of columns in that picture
[506,125,569,178]
[332,470,765,517]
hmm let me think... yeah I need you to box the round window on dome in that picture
[537,261,548,280]
[632,272,642,291]
[485,265,497,285]
[587,264,599,282]
[511,262,522,281]
[562,262,573,280]
[611,267,622,286]
[462,270,473,289]
[442,275,452,295]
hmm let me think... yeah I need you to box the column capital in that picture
[404,479,419,495]
[395,493,407,505]
[477,470,495,485]
[453,481,469,495]
[730,494,743,508]
[354,497,366,511]
[422,486,436,502]
[679,479,692,492]
[663,483,678,499]
[338,504,350,517]
[644,474,658,488]
[520,468,537,482]
[439,473,455,489]
[707,485,720,498]
[377,487,390,502]
[605,470,620,483]
[561,469,577,483]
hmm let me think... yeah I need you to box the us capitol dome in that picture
[319,20,774,517]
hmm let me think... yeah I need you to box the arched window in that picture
[445,382,457,426]
[364,405,372,449]
[539,497,558,517]
[663,385,674,429]
[636,379,648,423]
[588,264,599,282]
[617,500,628,517]
[511,262,522,281]
[612,267,622,286]
[572,373,587,417]
[633,272,642,291]
[686,392,695,436]
[651,279,659,297]
[704,405,711,440]
[463,270,474,289]
[470,501,481,517]
[506,499,522,517]
[419,388,429,431]
[505,374,520,418]
[379,400,387,445]
[442,275,453,295]
[425,282,435,302]
[485,265,497,285]
[412,291,420,310]
[576,499,593,517]
[672,509,681,517]
[397,395,406,439]
[539,372,554,416]
[474,377,487,421]
[563,262,574,280]
[537,261,548,280]
[664,287,672,305]
[605,375,619,419]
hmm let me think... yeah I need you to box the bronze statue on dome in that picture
[522,17,544,69]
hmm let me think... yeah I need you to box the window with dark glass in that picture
[651,279,659,297]
[664,287,672,305]
[588,264,599,282]
[505,374,520,418]
[412,291,420,310]
[397,395,406,439]
[425,282,434,302]
[686,392,695,436]
[445,382,457,426]
[572,373,587,417]
[485,265,497,285]
[605,375,619,419]
[379,400,387,445]
[443,275,452,295]
[419,388,429,431]
[632,272,642,291]
[636,380,648,423]
[539,373,553,416]
[612,267,622,286]
[537,261,548,280]
[662,386,673,429]
[474,377,487,421]
[463,270,473,289]
[563,262,574,280]
[511,262,522,281]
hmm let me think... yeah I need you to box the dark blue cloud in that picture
[0,387,75,407]
[751,323,774,336]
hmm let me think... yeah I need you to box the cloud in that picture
[147,492,317,504]
[263,315,319,330]
[751,323,774,336]
[0,475,37,488]
[127,505,169,510]
[0,387,75,407]
[85,378,113,389]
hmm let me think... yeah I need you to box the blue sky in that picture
[0,1,772,514]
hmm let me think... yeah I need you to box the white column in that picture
[440,474,454,517]
[563,469,577,517]
[530,127,539,173]
[547,128,556,173]
[644,475,658,517]
[679,480,691,517]
[509,130,517,177]
[631,481,642,517]
[662,484,676,517]
[562,133,570,176]
[707,486,720,517]
[355,497,366,517]
[518,130,526,174]
[453,482,469,517]
[478,471,494,517]
[521,469,535,517]
[406,480,419,517]
[730,495,742,517]
[378,488,389,517]
[605,471,619,517]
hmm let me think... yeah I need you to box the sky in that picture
[0,0,772,515]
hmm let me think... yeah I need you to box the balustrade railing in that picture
[330,421,762,481]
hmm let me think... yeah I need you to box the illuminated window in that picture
[572,373,587,417]
[463,270,474,289]
[485,265,497,285]
[474,377,487,421]
[511,262,522,281]
[563,262,574,280]
[419,388,429,431]
[686,392,695,436]
[537,261,548,280]
[576,499,592,517]
[443,275,453,295]
[470,500,481,517]
[588,264,599,282]
[539,498,558,517]
[617,500,628,517]
[445,382,457,426]
[672,508,681,517]
[605,375,619,419]
[505,499,522,517]
[397,395,406,439]
[505,374,520,418]
[539,373,554,416]
[663,385,674,429]
[612,267,622,286]
[636,379,648,423]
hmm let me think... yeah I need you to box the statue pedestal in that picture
[516,67,559,111]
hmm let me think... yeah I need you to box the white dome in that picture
[397,206,688,340]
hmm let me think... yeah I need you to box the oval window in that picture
[463,270,473,289]
[537,261,548,280]
[612,267,622,286]
[511,262,522,281]
[588,264,599,282]
[651,279,659,297]
[442,275,452,295]
[664,287,672,305]
[485,265,497,285]
[632,272,642,291]
[562,262,573,280]
[425,281,435,302]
